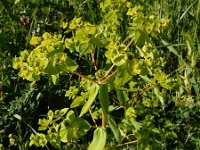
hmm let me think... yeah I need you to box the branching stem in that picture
[101,71,116,83]
[104,64,115,78]
[72,71,98,84]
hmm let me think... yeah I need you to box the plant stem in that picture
[101,112,106,129]
[115,140,137,147]
[130,84,160,105]
[122,36,130,44]
[104,64,115,78]
[126,37,135,49]
[90,51,102,83]
[90,51,98,71]
[88,108,98,127]
[101,71,116,83]
[72,71,98,84]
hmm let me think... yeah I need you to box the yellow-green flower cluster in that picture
[13,32,78,82]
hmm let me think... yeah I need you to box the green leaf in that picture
[105,49,118,61]
[13,57,22,69]
[192,83,199,95]
[88,128,107,150]
[60,111,90,142]
[76,42,90,55]
[48,41,65,56]
[91,37,108,47]
[134,29,149,47]
[47,110,54,121]
[51,75,59,85]
[61,21,68,29]
[99,84,109,122]
[75,29,88,41]
[127,59,148,75]
[29,133,47,147]
[63,57,78,72]
[41,39,53,46]
[70,96,85,108]
[104,11,117,22]
[161,39,188,67]
[59,108,69,117]
[114,64,132,87]
[15,0,20,4]
[30,36,39,45]
[125,107,136,119]
[44,60,60,75]
[38,118,50,131]
[113,54,127,66]
[130,118,142,130]
[154,87,165,108]
[69,17,82,30]
[26,72,40,81]
[153,69,172,89]
[13,114,22,121]
[87,26,97,35]
[79,83,100,117]
[116,90,129,106]
[108,115,121,143]
[42,32,52,40]
[54,108,69,120]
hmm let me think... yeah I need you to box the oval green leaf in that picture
[99,84,109,122]
[108,115,121,143]
[79,83,99,117]
[88,128,107,150]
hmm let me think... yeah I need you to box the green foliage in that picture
[1,0,200,149]
[12,1,174,148]
[13,32,78,82]
[29,108,90,148]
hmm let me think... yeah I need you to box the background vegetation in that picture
[0,0,199,150]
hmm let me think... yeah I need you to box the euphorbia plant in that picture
[13,0,172,149]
